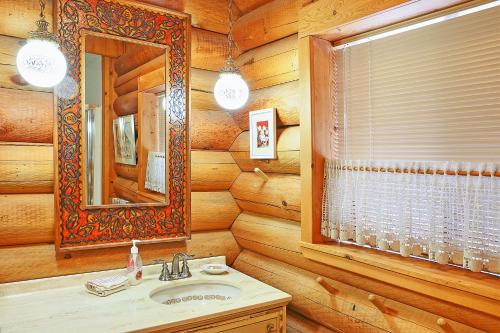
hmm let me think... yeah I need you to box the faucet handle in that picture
[180,253,192,278]
[159,261,171,281]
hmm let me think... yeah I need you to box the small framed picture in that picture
[249,108,276,159]
[113,115,137,165]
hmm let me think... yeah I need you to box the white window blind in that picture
[323,2,500,274]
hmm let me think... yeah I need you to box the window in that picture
[322,2,500,275]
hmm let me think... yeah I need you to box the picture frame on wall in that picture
[113,114,137,165]
[249,108,277,159]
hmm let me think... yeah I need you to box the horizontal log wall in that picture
[228,2,499,331]
[230,211,494,329]
[0,1,242,283]
[233,250,487,333]
[230,126,299,174]
[1,231,240,283]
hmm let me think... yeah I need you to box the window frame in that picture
[299,0,500,318]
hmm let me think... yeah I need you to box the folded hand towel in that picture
[86,275,129,297]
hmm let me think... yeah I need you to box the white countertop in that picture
[0,256,291,332]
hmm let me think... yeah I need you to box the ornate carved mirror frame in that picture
[54,0,191,251]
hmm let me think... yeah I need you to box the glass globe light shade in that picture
[214,72,249,110]
[16,39,67,88]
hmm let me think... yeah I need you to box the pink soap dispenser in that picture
[127,240,143,285]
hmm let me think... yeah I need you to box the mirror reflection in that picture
[83,33,169,207]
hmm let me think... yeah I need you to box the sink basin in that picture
[150,282,242,306]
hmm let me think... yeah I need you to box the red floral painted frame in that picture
[54,0,190,251]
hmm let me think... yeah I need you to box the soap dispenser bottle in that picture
[127,240,143,285]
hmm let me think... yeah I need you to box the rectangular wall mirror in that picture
[55,0,190,251]
[83,33,169,207]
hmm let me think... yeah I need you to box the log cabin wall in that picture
[0,0,242,283]
[228,1,499,332]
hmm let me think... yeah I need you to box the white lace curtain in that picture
[322,160,500,274]
[145,152,166,194]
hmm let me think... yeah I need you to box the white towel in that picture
[85,275,128,297]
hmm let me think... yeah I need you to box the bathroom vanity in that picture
[0,257,291,332]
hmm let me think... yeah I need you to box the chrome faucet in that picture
[156,253,192,281]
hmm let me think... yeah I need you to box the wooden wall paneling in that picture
[232,0,300,51]
[298,0,471,39]
[287,310,338,333]
[299,36,335,243]
[85,34,125,58]
[0,0,53,39]
[116,66,218,97]
[113,177,164,203]
[113,90,138,116]
[140,0,242,34]
[191,111,242,150]
[229,126,300,174]
[230,172,301,221]
[0,35,50,92]
[114,164,138,182]
[114,43,164,76]
[0,194,54,246]
[115,150,241,191]
[102,57,117,204]
[234,250,485,333]
[231,80,299,130]
[233,0,273,15]
[0,143,53,194]
[191,68,218,92]
[0,230,241,283]
[113,178,240,230]
[230,214,499,332]
[0,88,53,143]
[114,55,165,88]
[191,28,233,71]
[185,0,241,34]
[236,34,298,90]
[191,90,219,112]
[136,0,184,13]
[191,191,241,231]
[191,151,241,191]
[0,0,231,39]
[232,212,301,252]
[137,92,161,193]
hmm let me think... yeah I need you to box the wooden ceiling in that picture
[140,0,275,33]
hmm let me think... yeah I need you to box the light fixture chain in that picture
[39,0,46,19]
[227,0,234,59]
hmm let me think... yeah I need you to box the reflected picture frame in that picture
[249,108,277,159]
[113,115,137,165]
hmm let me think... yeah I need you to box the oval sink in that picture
[150,282,242,306]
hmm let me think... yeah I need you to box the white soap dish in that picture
[201,264,229,275]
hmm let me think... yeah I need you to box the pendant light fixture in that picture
[16,0,67,88]
[213,0,249,110]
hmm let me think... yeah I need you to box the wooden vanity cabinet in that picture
[155,305,286,333]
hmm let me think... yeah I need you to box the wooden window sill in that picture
[300,241,500,318]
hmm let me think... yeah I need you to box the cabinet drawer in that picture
[222,317,277,333]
